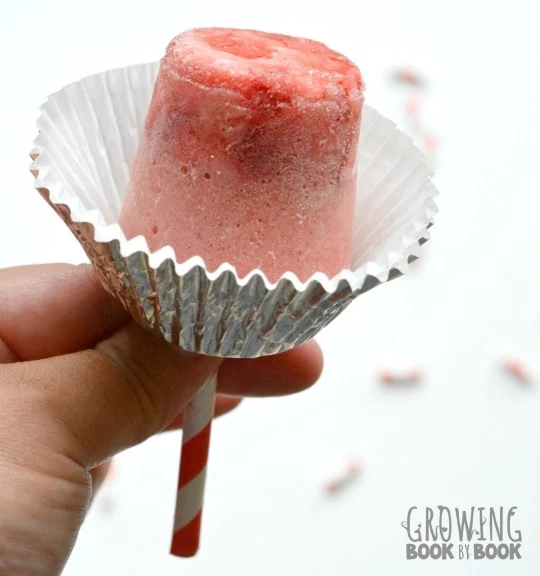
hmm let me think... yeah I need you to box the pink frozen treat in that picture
[120,28,364,283]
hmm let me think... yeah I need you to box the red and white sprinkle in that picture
[392,68,425,88]
[379,367,423,385]
[503,357,534,384]
[324,459,361,494]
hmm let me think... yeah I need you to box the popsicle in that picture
[120,27,364,283]
[119,27,364,558]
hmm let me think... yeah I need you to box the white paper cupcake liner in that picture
[31,62,438,358]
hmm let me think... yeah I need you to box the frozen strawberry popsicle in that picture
[120,28,363,282]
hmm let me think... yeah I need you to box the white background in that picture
[1,0,540,574]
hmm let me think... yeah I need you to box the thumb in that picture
[1,321,222,469]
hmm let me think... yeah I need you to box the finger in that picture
[164,395,242,431]
[217,339,323,396]
[1,321,222,468]
[0,264,128,361]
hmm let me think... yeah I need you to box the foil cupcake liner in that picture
[31,63,438,358]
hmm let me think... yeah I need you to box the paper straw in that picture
[171,374,217,556]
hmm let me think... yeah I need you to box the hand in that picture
[0,264,323,575]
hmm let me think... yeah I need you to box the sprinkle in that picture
[324,459,360,494]
[405,96,421,119]
[379,367,422,385]
[105,461,118,482]
[98,462,118,514]
[423,134,439,153]
[503,358,532,384]
[388,66,440,168]
[392,68,425,88]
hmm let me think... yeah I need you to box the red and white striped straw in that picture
[170,373,217,557]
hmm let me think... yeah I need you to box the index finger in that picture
[0,264,128,360]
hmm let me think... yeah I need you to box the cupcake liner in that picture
[31,63,438,358]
